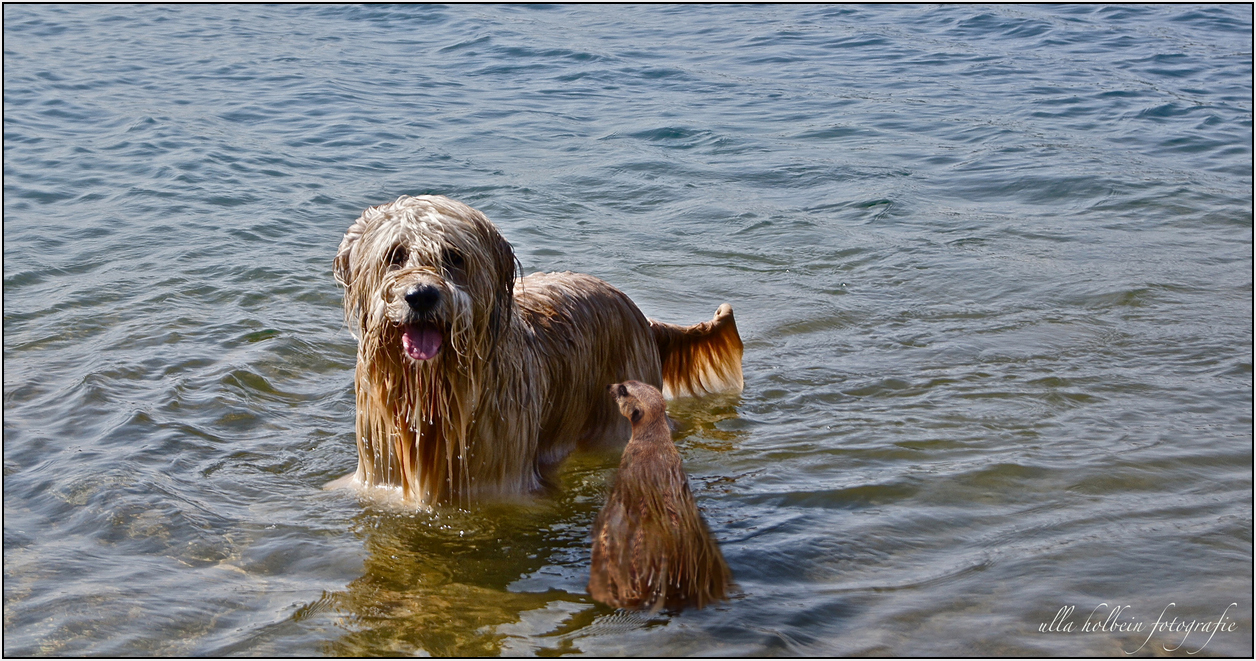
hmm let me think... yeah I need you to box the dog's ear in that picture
[334,212,371,288]
[487,230,518,341]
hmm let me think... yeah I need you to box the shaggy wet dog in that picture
[333,195,742,505]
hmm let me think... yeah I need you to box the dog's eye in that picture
[618,384,628,397]
[387,246,407,269]
[443,248,465,270]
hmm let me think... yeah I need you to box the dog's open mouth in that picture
[401,321,443,361]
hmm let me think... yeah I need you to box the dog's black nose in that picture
[405,284,440,313]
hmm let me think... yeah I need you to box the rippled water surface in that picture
[4,4,1252,656]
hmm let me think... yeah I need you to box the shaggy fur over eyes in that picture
[333,195,742,506]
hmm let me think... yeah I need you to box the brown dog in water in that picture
[333,195,743,505]
[589,380,732,612]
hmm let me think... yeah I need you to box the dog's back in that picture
[514,271,662,463]
[514,272,743,462]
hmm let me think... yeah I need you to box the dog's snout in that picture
[405,284,441,313]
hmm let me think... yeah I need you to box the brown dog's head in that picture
[334,195,518,366]
[608,380,667,426]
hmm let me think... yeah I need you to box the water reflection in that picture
[315,500,586,655]
[313,402,746,656]
[668,392,745,450]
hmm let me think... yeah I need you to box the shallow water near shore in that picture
[3,4,1252,656]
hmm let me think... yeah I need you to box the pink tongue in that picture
[402,324,442,361]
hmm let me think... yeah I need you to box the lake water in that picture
[3,4,1252,656]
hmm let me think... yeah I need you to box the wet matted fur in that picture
[590,380,732,612]
[333,195,742,505]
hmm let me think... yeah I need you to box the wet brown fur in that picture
[589,380,732,612]
[650,303,743,399]
[333,195,742,505]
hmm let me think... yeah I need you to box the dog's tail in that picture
[650,303,744,399]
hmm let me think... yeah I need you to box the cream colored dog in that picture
[334,195,741,505]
